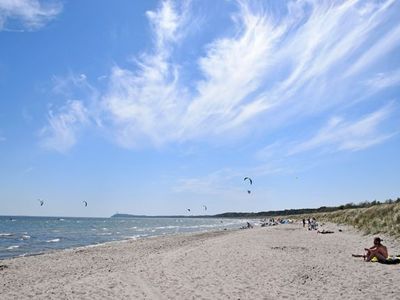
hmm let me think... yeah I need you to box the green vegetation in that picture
[215,198,400,237]
[291,202,400,237]
[214,198,400,219]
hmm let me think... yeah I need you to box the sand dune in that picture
[1,223,400,299]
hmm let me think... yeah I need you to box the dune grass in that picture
[291,202,400,237]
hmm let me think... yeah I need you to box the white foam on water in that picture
[46,238,60,243]
[7,245,19,250]
[21,235,31,240]
[0,233,13,237]
[155,226,179,229]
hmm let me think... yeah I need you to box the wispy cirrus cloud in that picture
[39,100,89,153]
[44,0,400,154]
[174,168,239,195]
[289,103,397,155]
[365,69,400,91]
[102,0,191,148]
[39,73,100,152]
[0,0,62,31]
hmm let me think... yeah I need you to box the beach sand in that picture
[1,223,400,299]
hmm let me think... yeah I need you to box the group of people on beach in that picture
[302,217,318,230]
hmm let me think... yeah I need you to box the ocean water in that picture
[0,216,244,260]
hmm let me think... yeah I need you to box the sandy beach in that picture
[1,223,400,299]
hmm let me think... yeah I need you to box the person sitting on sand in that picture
[364,237,388,262]
[353,237,388,261]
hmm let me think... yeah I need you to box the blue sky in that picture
[0,0,399,217]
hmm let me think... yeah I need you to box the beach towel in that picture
[380,256,400,265]
[370,256,400,264]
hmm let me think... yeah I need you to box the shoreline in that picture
[0,216,245,260]
[0,227,238,261]
[1,223,400,299]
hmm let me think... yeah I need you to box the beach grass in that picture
[290,202,400,237]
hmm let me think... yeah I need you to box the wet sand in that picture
[1,223,400,299]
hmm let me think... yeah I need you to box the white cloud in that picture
[345,23,400,78]
[101,0,400,149]
[46,0,400,152]
[174,168,243,198]
[102,1,191,148]
[289,104,397,154]
[365,69,400,91]
[39,100,89,153]
[0,0,62,31]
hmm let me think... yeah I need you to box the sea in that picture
[0,216,245,260]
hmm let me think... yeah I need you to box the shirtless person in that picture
[364,237,388,262]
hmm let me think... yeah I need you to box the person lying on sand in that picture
[352,237,388,262]
[317,230,334,234]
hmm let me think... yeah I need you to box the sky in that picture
[0,0,399,217]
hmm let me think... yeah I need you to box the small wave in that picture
[155,226,179,229]
[7,245,19,250]
[125,234,149,240]
[102,228,108,231]
[0,233,13,237]
[99,233,112,236]
[46,238,60,243]
[21,235,31,240]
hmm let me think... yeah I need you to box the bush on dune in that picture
[293,202,400,237]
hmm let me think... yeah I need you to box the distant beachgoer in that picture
[302,219,306,227]
[365,237,388,262]
[352,237,388,261]
[247,222,253,229]
[317,230,334,234]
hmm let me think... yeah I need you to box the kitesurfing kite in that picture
[203,205,207,211]
[244,177,253,185]
[38,199,44,206]
[244,177,253,194]
[83,201,88,207]
[187,208,191,212]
